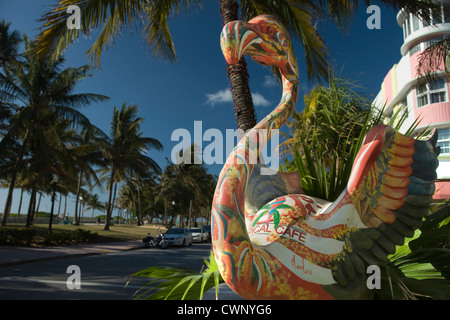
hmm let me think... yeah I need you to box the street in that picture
[0,243,213,300]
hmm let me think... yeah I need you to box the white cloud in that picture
[263,75,278,87]
[205,89,232,106]
[205,88,271,108]
[251,92,271,107]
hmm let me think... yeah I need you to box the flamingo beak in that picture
[220,21,262,66]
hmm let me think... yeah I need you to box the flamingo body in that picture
[212,15,439,300]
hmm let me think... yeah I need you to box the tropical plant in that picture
[279,74,423,202]
[84,193,106,219]
[0,35,109,226]
[102,103,163,230]
[128,250,224,300]
[0,19,22,68]
[376,200,450,300]
[36,0,437,132]
[71,125,109,225]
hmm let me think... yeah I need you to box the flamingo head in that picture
[220,15,298,82]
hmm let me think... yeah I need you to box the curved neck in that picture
[212,72,298,252]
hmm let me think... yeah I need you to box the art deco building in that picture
[373,0,450,200]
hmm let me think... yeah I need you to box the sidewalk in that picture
[0,240,142,267]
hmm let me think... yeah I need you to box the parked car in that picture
[190,227,209,243]
[164,228,193,247]
[203,225,211,241]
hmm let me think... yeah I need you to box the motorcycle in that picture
[143,232,168,249]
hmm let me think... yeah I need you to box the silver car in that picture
[164,228,193,246]
[190,228,209,242]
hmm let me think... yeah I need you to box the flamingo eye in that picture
[267,27,274,35]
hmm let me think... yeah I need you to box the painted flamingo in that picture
[211,15,439,300]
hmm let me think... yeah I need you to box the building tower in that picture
[374,0,450,200]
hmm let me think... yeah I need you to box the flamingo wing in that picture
[329,125,440,286]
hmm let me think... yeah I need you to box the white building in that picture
[374,0,450,200]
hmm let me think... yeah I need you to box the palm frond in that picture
[128,250,223,300]
[377,201,450,300]
[37,0,202,66]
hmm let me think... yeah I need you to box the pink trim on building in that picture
[374,3,450,201]
[435,181,450,200]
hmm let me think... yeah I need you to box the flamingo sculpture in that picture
[211,15,440,300]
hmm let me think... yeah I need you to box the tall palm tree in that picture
[0,35,109,226]
[36,0,437,132]
[0,19,22,69]
[84,193,106,219]
[102,103,163,230]
[71,125,109,225]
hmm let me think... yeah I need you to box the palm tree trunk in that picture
[104,165,116,230]
[57,193,62,217]
[17,188,24,218]
[64,194,67,217]
[112,182,117,219]
[26,181,37,227]
[36,192,42,214]
[137,186,142,226]
[2,129,31,226]
[188,199,193,229]
[74,170,83,225]
[219,0,256,132]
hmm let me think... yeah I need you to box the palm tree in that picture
[84,193,106,219]
[0,35,109,226]
[0,20,22,69]
[71,125,109,225]
[36,0,437,132]
[102,103,163,230]
[171,145,216,227]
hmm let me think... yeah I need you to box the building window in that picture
[410,43,421,56]
[445,4,450,23]
[432,9,443,25]
[437,128,450,155]
[403,16,411,39]
[416,78,448,108]
[425,37,443,50]
[412,14,420,31]
[415,3,449,28]
[410,37,443,56]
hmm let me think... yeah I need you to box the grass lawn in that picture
[12,223,168,243]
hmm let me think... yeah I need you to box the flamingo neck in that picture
[212,73,298,248]
[255,75,298,132]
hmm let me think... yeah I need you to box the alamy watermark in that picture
[367,5,381,30]
[65,4,382,32]
[66,265,81,289]
[66,5,81,30]
[171,121,280,175]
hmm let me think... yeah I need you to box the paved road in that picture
[0,243,215,300]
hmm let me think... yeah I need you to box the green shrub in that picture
[0,227,36,246]
[43,228,99,245]
[43,229,73,245]
[0,226,99,246]
[74,229,99,243]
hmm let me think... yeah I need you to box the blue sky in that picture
[0,0,404,216]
